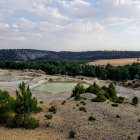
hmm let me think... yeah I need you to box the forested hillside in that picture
[1,49,140,61]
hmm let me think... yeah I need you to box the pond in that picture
[34,82,89,93]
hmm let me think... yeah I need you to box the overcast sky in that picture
[0,0,140,51]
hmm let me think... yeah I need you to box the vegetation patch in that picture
[111,103,118,107]
[69,130,76,138]
[48,106,57,114]
[79,107,87,112]
[74,93,81,101]
[45,114,53,119]
[61,100,66,105]
[89,116,96,121]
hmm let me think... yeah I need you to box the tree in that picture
[14,82,41,127]
[71,83,85,97]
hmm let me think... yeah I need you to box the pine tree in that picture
[14,82,39,126]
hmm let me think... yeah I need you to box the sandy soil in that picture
[1,69,140,139]
[1,98,140,140]
[88,58,140,66]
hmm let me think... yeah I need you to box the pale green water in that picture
[34,82,89,93]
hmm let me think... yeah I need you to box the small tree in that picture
[14,82,41,128]
[71,83,85,97]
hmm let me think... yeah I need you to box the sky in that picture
[0,0,140,51]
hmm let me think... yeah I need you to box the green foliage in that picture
[132,97,138,104]
[111,103,118,107]
[24,117,39,129]
[116,115,120,118]
[34,107,43,114]
[48,106,57,114]
[85,82,102,95]
[76,104,79,106]
[40,101,43,104]
[74,93,81,101]
[80,101,86,105]
[137,135,140,140]
[79,107,87,112]
[14,82,39,128]
[89,116,96,121]
[0,91,15,124]
[69,130,76,138]
[71,83,85,97]
[138,119,140,122]
[61,100,66,105]
[45,114,53,119]
[110,96,125,103]
[91,92,106,102]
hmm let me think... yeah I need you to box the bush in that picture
[79,107,86,112]
[24,117,40,129]
[6,116,17,128]
[61,100,66,105]
[111,96,125,103]
[138,119,140,122]
[74,93,81,101]
[89,116,96,121]
[76,104,79,106]
[91,92,106,102]
[69,130,76,138]
[49,106,57,114]
[116,115,120,118]
[80,101,86,105]
[111,103,118,107]
[40,101,43,104]
[71,83,85,97]
[84,98,87,100]
[46,122,50,127]
[45,114,53,119]
[34,107,43,114]
[132,97,138,104]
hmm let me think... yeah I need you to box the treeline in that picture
[0,60,140,81]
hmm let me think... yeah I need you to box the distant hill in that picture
[0,49,140,61]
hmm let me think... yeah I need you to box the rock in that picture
[81,93,96,99]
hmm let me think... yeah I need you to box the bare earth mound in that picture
[88,58,139,66]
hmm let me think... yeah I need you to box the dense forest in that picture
[1,49,140,61]
[0,60,140,82]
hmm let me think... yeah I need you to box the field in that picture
[88,58,140,66]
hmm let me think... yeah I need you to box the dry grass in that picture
[88,58,140,66]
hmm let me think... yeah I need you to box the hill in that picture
[1,49,140,61]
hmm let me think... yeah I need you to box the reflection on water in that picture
[34,82,89,93]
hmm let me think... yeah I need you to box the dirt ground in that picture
[88,58,140,66]
[1,98,140,140]
[1,69,140,139]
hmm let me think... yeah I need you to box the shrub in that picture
[138,119,140,122]
[76,104,79,106]
[73,107,75,109]
[85,82,102,94]
[34,107,43,114]
[79,107,86,112]
[84,98,87,100]
[132,97,138,104]
[69,130,76,138]
[61,100,66,105]
[116,115,120,118]
[74,93,81,101]
[111,103,118,107]
[80,101,86,105]
[137,135,140,140]
[40,101,43,104]
[71,83,85,97]
[91,92,106,102]
[111,96,125,103]
[46,122,50,127]
[24,117,40,129]
[89,116,96,121]
[45,114,53,119]
[104,93,110,99]
[49,106,57,114]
